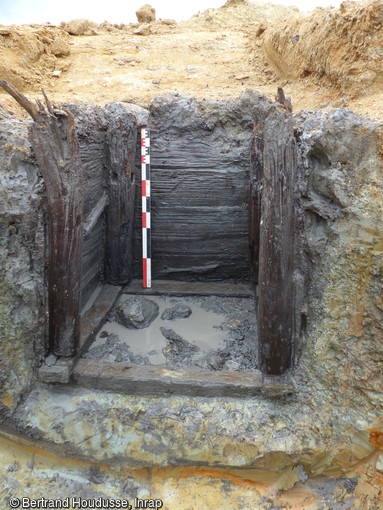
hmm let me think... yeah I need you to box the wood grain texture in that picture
[132,92,273,281]
[104,103,138,285]
[66,105,109,311]
[25,99,84,357]
[249,123,264,283]
[81,216,105,307]
[257,109,297,374]
[83,191,109,235]
[73,359,264,397]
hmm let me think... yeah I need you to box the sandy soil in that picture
[0,0,382,121]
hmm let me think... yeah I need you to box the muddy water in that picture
[90,296,228,365]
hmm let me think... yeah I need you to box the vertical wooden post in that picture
[104,107,137,284]
[249,123,263,283]
[257,110,296,375]
[0,81,83,357]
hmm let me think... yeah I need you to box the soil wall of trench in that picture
[0,91,382,507]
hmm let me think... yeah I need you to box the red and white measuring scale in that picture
[141,128,151,288]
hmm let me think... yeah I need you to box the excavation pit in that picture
[82,282,258,372]
[2,91,297,395]
[67,280,275,399]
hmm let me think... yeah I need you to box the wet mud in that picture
[82,294,258,371]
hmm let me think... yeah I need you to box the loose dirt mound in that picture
[61,19,99,36]
[0,25,70,91]
[261,0,383,98]
[0,0,381,120]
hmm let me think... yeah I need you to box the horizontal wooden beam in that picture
[124,279,253,298]
[72,360,293,398]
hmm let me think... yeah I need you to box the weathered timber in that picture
[64,104,109,309]
[262,372,294,397]
[0,80,39,119]
[0,81,83,357]
[258,109,296,374]
[124,279,253,297]
[132,92,273,281]
[249,123,264,283]
[83,191,109,235]
[39,284,121,383]
[73,359,264,397]
[104,104,137,284]
[81,218,105,307]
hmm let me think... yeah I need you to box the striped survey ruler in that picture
[141,128,151,288]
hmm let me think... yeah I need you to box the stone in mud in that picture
[161,304,192,321]
[228,329,244,341]
[160,327,199,364]
[84,333,120,362]
[224,360,241,371]
[45,354,57,367]
[196,352,226,371]
[84,333,145,364]
[116,296,159,329]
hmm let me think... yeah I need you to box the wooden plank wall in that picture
[104,104,138,285]
[132,94,268,281]
[69,104,140,308]
[67,105,109,309]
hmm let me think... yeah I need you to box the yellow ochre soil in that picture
[0,0,382,120]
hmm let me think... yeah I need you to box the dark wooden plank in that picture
[79,284,121,349]
[104,105,137,284]
[37,112,83,357]
[64,105,110,312]
[124,279,253,297]
[73,359,263,397]
[249,123,263,283]
[83,191,108,235]
[131,96,256,282]
[81,215,106,308]
[258,109,296,374]
[0,81,84,357]
[39,284,121,383]
[262,373,294,397]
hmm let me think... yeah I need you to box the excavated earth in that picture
[1,1,383,509]
[0,0,382,120]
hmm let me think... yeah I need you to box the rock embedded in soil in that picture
[83,333,145,364]
[49,37,70,57]
[133,24,151,36]
[62,19,98,36]
[136,4,156,23]
[158,19,176,26]
[224,360,241,371]
[45,354,57,367]
[116,296,159,329]
[161,304,192,321]
[160,327,200,365]
[195,352,226,371]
